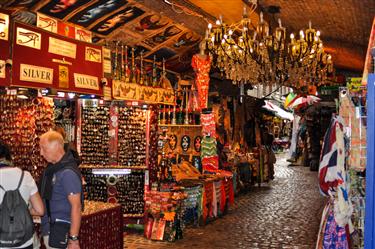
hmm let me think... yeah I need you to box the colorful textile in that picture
[319,116,353,227]
[323,203,349,249]
[191,54,211,110]
[201,113,216,137]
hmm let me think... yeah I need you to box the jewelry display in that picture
[117,106,147,167]
[81,106,110,165]
[0,95,54,180]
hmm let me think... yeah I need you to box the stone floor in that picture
[124,154,327,249]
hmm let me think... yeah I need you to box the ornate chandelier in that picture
[205,4,333,89]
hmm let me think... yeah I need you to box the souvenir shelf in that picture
[159,124,202,128]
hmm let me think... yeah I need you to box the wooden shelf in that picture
[123,214,144,218]
[158,124,202,128]
[80,165,147,170]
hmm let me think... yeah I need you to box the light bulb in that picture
[317,30,321,36]
[216,19,221,25]
[290,33,295,40]
[228,30,233,35]
[224,34,228,39]
[208,23,212,29]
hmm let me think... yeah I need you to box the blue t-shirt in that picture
[41,169,82,235]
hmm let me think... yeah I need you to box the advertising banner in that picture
[12,22,104,95]
[0,10,10,86]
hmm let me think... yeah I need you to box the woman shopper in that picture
[0,140,45,249]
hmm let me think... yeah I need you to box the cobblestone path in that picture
[125,154,326,249]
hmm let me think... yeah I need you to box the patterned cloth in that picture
[323,203,349,249]
[317,116,352,248]
[191,54,211,110]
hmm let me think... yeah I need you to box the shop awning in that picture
[262,100,294,121]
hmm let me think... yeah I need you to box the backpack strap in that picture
[0,184,5,192]
[16,170,25,190]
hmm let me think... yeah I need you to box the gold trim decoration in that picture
[112,80,175,104]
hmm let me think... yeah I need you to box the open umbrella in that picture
[263,101,294,121]
[288,95,321,109]
[284,92,297,108]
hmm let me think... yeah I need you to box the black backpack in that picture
[0,170,34,247]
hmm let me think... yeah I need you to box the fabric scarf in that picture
[39,151,80,201]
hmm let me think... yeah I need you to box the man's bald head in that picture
[40,131,65,163]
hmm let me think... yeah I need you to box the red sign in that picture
[12,22,104,95]
[0,10,10,86]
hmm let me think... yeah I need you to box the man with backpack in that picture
[38,131,83,249]
[0,141,44,249]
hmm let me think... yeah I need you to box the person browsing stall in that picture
[0,141,44,249]
[39,131,83,249]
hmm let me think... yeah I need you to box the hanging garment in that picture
[191,54,211,110]
[317,116,352,249]
[289,115,301,158]
[201,113,216,137]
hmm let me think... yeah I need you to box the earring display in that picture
[81,106,110,165]
[117,106,147,167]
[148,106,159,182]
[0,95,54,180]
[82,169,145,215]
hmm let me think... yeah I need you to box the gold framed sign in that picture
[16,27,41,50]
[85,47,102,63]
[37,12,57,33]
[0,13,9,41]
[74,73,99,90]
[0,60,5,78]
[58,65,69,88]
[48,37,76,58]
[20,64,53,84]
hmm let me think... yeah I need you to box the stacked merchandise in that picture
[201,113,218,173]
[0,95,54,179]
[82,169,145,217]
[181,185,203,226]
[144,190,187,241]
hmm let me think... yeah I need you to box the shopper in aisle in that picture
[38,131,82,249]
[0,140,44,249]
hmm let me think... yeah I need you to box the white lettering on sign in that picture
[74,73,99,90]
[48,37,76,58]
[20,64,53,84]
[0,60,5,78]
